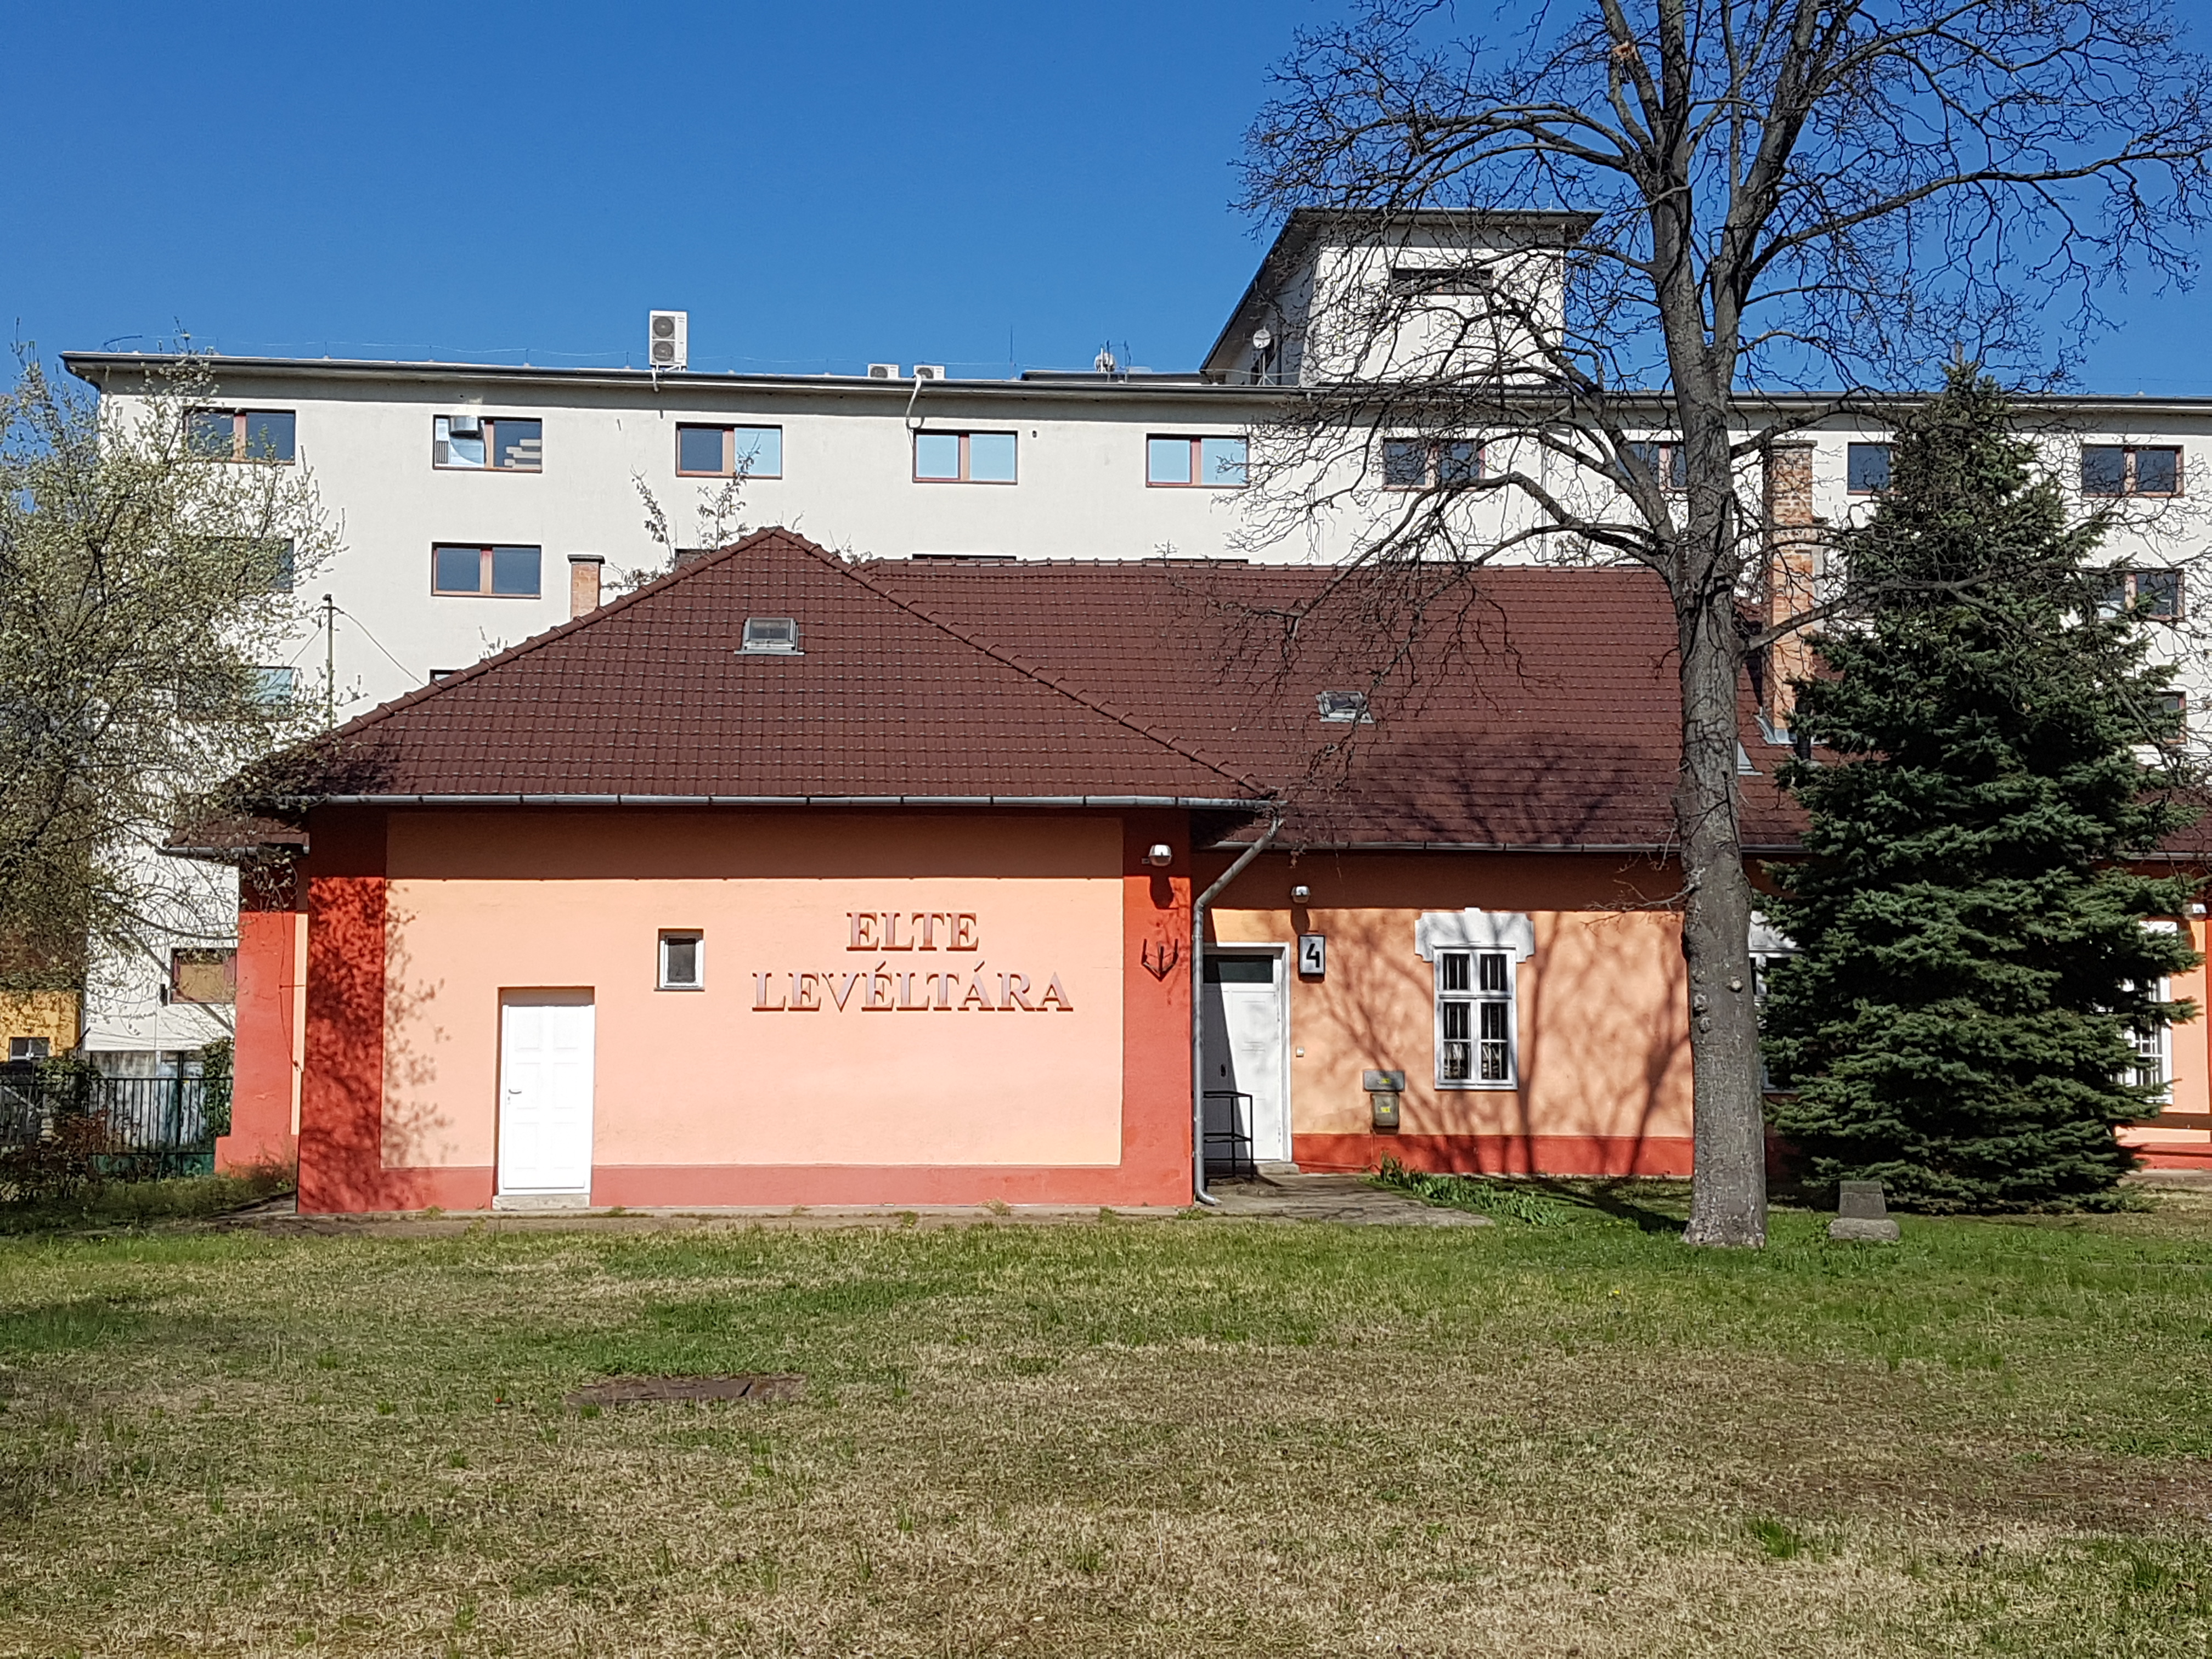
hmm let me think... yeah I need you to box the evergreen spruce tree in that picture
[1763,370,2202,1212]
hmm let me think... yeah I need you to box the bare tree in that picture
[0,351,335,1001]
[1235,0,2212,1244]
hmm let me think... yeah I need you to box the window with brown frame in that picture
[1625,439,1689,491]
[168,949,237,1005]
[2098,567,2184,622]
[2159,691,2188,748]
[432,544,541,597]
[2082,444,2182,496]
[187,408,295,462]
[913,430,1017,483]
[1381,437,1481,489]
[1847,442,1893,493]
[433,414,541,471]
[1146,435,1248,487]
[676,425,783,478]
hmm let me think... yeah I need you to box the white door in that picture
[1201,953,1289,1163]
[498,994,595,1197]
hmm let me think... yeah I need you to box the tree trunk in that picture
[1674,577,1769,1247]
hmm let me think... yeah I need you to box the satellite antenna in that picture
[1094,343,1118,374]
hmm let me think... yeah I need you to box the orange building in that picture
[201,529,2210,1211]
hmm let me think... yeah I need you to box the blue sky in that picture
[5,1,2206,390]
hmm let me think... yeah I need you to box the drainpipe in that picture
[1190,809,1283,1206]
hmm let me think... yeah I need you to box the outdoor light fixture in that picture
[1290,884,1311,903]
[1145,843,1174,867]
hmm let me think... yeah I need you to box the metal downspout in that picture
[1190,811,1283,1207]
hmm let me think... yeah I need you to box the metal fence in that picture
[0,1064,225,1181]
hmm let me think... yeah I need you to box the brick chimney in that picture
[567,554,604,619]
[1760,441,1820,732]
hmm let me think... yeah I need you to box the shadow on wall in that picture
[380,901,459,1179]
[300,882,463,1212]
[1280,875,1691,1177]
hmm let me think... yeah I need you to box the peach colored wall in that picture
[381,812,1125,1172]
[2125,912,2211,1167]
[1207,851,1693,1170]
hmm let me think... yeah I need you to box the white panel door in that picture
[1201,953,1289,1162]
[498,994,595,1196]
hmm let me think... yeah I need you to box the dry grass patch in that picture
[1,1195,2209,1655]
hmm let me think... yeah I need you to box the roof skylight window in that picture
[1316,690,1374,724]
[739,617,802,655]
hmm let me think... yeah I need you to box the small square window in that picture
[169,949,237,1005]
[1847,443,1892,493]
[968,431,1017,482]
[2135,568,2183,620]
[739,616,801,654]
[1626,440,1688,490]
[8,1037,51,1062]
[252,667,296,704]
[1383,439,1427,489]
[432,544,541,597]
[1316,690,1373,724]
[915,431,962,480]
[490,545,539,595]
[658,932,703,990]
[1148,436,1194,485]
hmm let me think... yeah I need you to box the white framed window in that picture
[2126,920,2179,1100]
[1415,908,1534,1091]
[658,931,703,991]
[914,430,1017,483]
[1436,949,1515,1086]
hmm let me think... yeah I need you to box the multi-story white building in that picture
[49,209,2212,1066]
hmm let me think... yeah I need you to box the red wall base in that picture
[298,1165,495,1214]
[2135,1146,2212,1169]
[592,1163,1184,1209]
[300,1163,1185,1214]
[1294,1131,1696,1178]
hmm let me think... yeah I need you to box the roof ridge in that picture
[814,546,1273,797]
[320,527,827,741]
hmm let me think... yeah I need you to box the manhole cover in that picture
[565,1374,806,1408]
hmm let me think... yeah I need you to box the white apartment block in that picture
[52,210,2212,1064]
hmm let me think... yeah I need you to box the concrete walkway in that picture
[212,1171,1486,1237]
[1203,1171,1492,1227]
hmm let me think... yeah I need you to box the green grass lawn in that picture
[3,1185,2211,1657]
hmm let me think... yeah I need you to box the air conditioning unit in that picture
[648,310,689,370]
[866,363,901,380]
[912,364,947,381]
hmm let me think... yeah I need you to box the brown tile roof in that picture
[249,527,1807,853]
[305,529,1266,806]
[868,557,1806,849]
